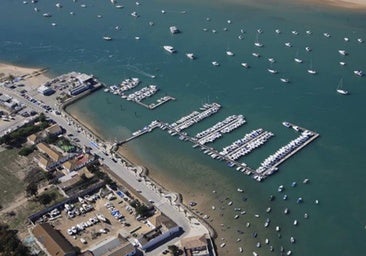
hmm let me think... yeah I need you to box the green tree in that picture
[0,223,31,255]
[168,245,180,256]
[25,182,38,197]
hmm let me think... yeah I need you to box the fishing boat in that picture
[226,51,234,56]
[275,29,281,34]
[268,58,275,63]
[305,46,312,52]
[252,52,260,58]
[294,49,303,63]
[306,30,312,35]
[163,45,176,53]
[293,219,298,226]
[56,3,62,8]
[357,38,364,43]
[212,61,220,66]
[344,37,349,42]
[237,188,244,193]
[291,30,298,35]
[339,61,346,66]
[43,13,52,17]
[280,78,289,83]
[336,78,349,95]
[323,32,331,38]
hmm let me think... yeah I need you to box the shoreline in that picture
[65,107,219,239]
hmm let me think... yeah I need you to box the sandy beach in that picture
[0,62,50,89]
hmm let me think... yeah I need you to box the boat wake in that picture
[124,64,156,78]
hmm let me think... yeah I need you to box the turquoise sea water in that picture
[1,0,366,255]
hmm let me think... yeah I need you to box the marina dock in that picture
[105,78,175,110]
[115,104,319,182]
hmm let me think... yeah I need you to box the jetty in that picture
[115,103,319,182]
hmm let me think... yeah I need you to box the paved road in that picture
[0,86,210,255]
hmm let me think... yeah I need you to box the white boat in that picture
[80,4,87,8]
[161,10,166,14]
[354,70,364,77]
[34,7,39,12]
[96,213,106,222]
[307,60,317,74]
[226,51,234,56]
[237,188,244,193]
[294,58,303,63]
[338,50,347,56]
[212,61,220,66]
[257,28,263,34]
[306,30,312,35]
[234,214,239,219]
[268,62,278,74]
[287,250,292,255]
[186,53,195,60]
[103,36,112,41]
[254,33,263,47]
[323,32,331,38]
[339,61,346,66]
[56,3,62,8]
[252,52,260,58]
[131,11,139,18]
[275,29,281,34]
[305,46,312,52]
[276,226,280,232]
[115,5,124,9]
[43,13,52,17]
[268,58,275,63]
[268,68,278,74]
[293,219,298,226]
[169,26,180,34]
[291,30,298,35]
[336,78,349,95]
[220,243,226,248]
[163,45,176,53]
[51,22,57,27]
[357,38,364,43]
[280,78,289,83]
[290,236,295,243]
[344,37,349,42]
[285,42,292,47]
[239,247,243,253]
[282,121,291,127]
[241,62,249,68]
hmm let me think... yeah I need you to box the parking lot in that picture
[50,192,152,250]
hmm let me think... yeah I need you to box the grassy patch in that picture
[0,148,27,206]
[2,187,65,231]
